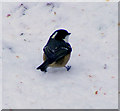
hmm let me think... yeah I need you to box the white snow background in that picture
[2,2,118,109]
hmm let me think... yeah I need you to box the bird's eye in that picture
[51,32,58,39]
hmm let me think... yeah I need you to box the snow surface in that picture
[2,2,118,109]
[0,2,2,110]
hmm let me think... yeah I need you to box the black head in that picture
[50,29,71,40]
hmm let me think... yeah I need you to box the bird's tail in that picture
[36,60,50,72]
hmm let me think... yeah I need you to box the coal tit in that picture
[36,29,72,72]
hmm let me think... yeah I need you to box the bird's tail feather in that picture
[36,60,50,72]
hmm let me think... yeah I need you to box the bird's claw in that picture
[65,66,71,71]
[41,69,47,73]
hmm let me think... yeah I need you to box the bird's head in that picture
[50,29,71,42]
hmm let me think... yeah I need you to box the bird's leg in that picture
[44,69,47,72]
[65,65,71,71]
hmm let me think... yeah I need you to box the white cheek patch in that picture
[63,35,69,42]
[51,32,58,39]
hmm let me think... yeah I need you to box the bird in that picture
[36,29,72,72]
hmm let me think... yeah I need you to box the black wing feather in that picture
[43,40,72,63]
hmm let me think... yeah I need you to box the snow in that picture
[2,2,118,109]
[0,2,2,110]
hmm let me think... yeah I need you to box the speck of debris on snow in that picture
[24,39,27,41]
[88,74,95,78]
[6,14,11,17]
[88,75,92,78]
[103,93,106,95]
[52,20,56,22]
[16,56,19,58]
[46,2,54,7]
[20,33,24,36]
[101,33,104,35]
[81,9,85,11]
[111,76,115,78]
[54,12,56,15]
[95,91,98,95]
[104,64,107,69]
[99,87,102,91]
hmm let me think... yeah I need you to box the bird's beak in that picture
[68,33,71,35]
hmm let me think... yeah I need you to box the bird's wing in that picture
[43,45,71,63]
[53,47,69,61]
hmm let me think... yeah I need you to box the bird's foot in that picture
[40,69,47,73]
[44,69,47,73]
[65,65,71,71]
[36,67,47,73]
